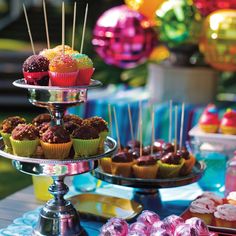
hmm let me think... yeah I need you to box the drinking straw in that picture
[128,104,134,141]
[71,1,77,50]
[43,0,50,49]
[179,103,185,150]
[23,4,35,54]
[108,104,113,137]
[139,101,143,157]
[174,105,178,153]
[151,106,155,156]
[80,3,88,53]
[169,100,172,143]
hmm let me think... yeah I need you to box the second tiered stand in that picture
[0,79,117,236]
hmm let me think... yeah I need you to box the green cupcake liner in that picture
[0,131,12,149]
[98,131,108,150]
[73,138,100,157]
[157,158,185,178]
[10,137,39,157]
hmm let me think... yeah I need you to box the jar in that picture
[225,152,236,196]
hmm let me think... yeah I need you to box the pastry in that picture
[23,55,49,86]
[226,191,236,206]
[199,104,220,133]
[220,109,236,135]
[197,191,223,206]
[132,155,159,179]
[10,123,39,157]
[111,151,133,178]
[32,113,51,126]
[49,54,78,86]
[178,148,196,176]
[99,157,112,174]
[189,197,216,225]
[63,114,83,124]
[72,123,100,157]
[40,125,72,159]
[214,204,236,228]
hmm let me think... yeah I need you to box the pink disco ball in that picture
[92,5,156,69]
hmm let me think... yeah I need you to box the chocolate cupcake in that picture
[32,113,51,126]
[72,124,100,157]
[111,151,134,178]
[63,114,83,124]
[0,116,26,150]
[23,55,49,86]
[64,121,80,135]
[157,152,185,178]
[178,148,196,176]
[10,124,39,157]
[40,126,72,159]
[132,155,159,179]
[83,116,109,151]
[126,140,141,150]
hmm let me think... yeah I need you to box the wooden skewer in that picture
[139,101,143,157]
[62,1,65,54]
[113,107,121,150]
[174,105,178,153]
[169,100,172,143]
[43,0,50,49]
[108,104,113,137]
[128,104,134,141]
[179,103,185,150]
[72,1,77,51]
[23,4,35,54]
[80,3,88,53]
[151,106,155,156]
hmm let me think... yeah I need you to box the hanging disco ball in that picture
[92,5,157,69]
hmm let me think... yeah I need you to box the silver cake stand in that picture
[0,79,117,236]
[93,161,205,214]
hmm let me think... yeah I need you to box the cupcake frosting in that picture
[1,116,26,133]
[63,114,83,124]
[190,197,216,214]
[136,156,156,166]
[11,124,39,140]
[227,191,236,202]
[198,192,223,205]
[214,204,236,221]
[83,116,108,133]
[41,126,70,143]
[161,152,182,165]
[199,106,220,125]
[221,109,236,127]
[72,124,99,139]
[112,151,133,163]
[32,113,51,126]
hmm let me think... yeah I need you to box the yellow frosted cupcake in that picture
[40,126,72,159]
[10,123,39,157]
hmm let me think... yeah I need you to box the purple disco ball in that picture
[92,5,157,69]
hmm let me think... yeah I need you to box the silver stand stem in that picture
[33,176,85,236]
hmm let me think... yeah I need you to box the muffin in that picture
[226,192,236,206]
[157,152,185,178]
[178,148,196,176]
[198,192,223,206]
[40,126,72,159]
[214,204,236,228]
[111,151,134,178]
[199,105,220,133]
[63,114,83,124]
[64,121,80,135]
[72,124,100,157]
[189,197,216,225]
[99,157,112,174]
[32,113,51,126]
[220,109,236,135]
[0,116,26,150]
[10,124,39,157]
[83,116,109,151]
[132,155,159,179]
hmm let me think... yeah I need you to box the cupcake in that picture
[178,148,196,176]
[199,104,220,133]
[23,55,49,86]
[64,121,80,136]
[72,124,100,157]
[71,53,94,85]
[111,151,134,178]
[39,48,58,61]
[49,54,78,87]
[99,157,112,174]
[63,114,83,124]
[126,140,142,150]
[83,116,109,151]
[220,109,236,135]
[198,192,223,206]
[226,192,236,206]
[0,116,26,150]
[132,155,159,179]
[214,204,236,228]
[157,152,185,178]
[189,197,216,225]
[40,126,72,159]
[32,113,51,126]
[10,124,39,157]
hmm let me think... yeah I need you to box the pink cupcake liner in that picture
[76,68,95,86]
[23,71,49,85]
[49,71,78,87]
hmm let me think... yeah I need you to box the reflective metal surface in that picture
[93,161,206,188]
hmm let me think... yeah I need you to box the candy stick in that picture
[151,106,155,156]
[71,1,77,51]
[62,1,65,54]
[43,0,50,49]
[113,107,121,150]
[139,101,143,157]
[128,104,134,141]
[169,100,172,143]
[174,105,178,153]
[179,103,185,150]
[23,4,35,54]
[80,3,88,53]
[108,104,113,137]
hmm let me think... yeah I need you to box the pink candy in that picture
[129,222,149,235]
[137,210,160,227]
[174,223,199,236]
[185,217,209,235]
[163,215,184,233]
[150,228,172,236]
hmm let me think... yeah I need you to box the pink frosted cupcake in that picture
[197,192,223,206]
[226,192,236,206]
[49,54,78,87]
[214,204,236,228]
[189,197,216,225]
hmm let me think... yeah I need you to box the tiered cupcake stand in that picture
[0,79,117,236]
